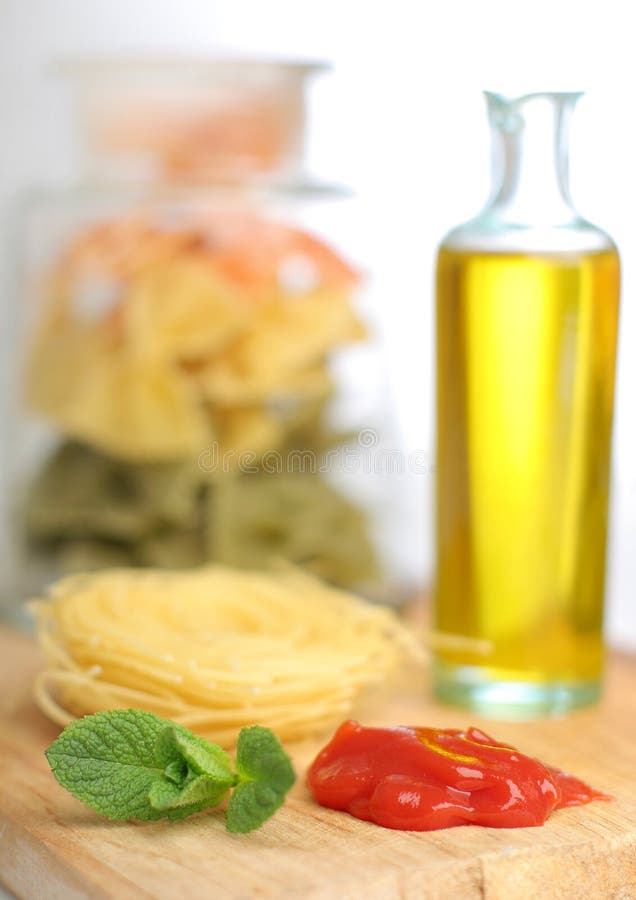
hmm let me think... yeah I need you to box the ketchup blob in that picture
[307,721,610,831]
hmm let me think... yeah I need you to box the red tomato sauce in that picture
[307,721,610,831]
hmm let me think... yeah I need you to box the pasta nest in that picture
[32,565,423,745]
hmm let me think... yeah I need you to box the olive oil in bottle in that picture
[433,93,620,716]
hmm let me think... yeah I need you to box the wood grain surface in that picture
[1,624,635,900]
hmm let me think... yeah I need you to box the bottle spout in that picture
[483,91,585,223]
[484,91,584,134]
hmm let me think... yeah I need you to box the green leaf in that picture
[226,726,296,833]
[233,725,296,795]
[157,726,234,783]
[45,711,294,832]
[45,709,173,821]
[149,774,229,815]
[226,781,286,834]
[164,759,188,785]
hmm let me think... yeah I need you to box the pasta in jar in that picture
[22,206,382,590]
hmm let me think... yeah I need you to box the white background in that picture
[0,0,634,645]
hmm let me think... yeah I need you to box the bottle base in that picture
[433,660,601,719]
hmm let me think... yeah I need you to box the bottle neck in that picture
[485,92,583,226]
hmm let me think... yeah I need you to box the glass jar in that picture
[434,92,620,716]
[4,182,412,610]
[2,54,417,618]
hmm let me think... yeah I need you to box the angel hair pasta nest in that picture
[32,565,423,745]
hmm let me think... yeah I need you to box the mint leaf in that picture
[226,781,287,834]
[46,711,295,832]
[156,726,234,784]
[164,759,188,784]
[45,709,172,821]
[233,725,296,795]
[226,726,296,833]
[149,774,227,815]
[149,727,234,815]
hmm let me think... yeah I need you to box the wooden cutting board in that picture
[1,624,635,900]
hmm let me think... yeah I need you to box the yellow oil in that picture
[435,246,620,691]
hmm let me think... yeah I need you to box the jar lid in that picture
[58,55,329,186]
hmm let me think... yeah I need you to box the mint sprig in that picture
[45,710,295,831]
